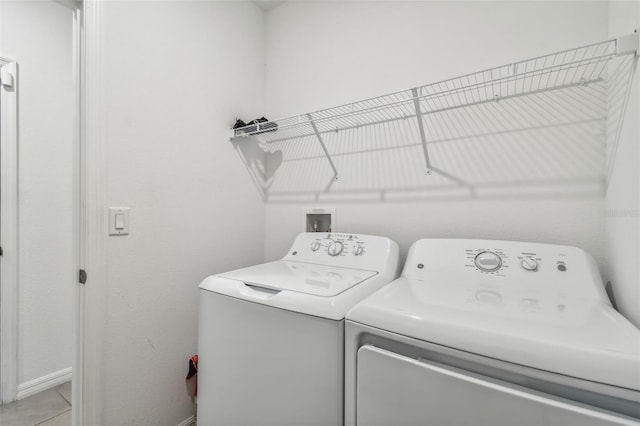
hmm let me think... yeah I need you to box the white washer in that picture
[346,239,640,426]
[198,232,399,426]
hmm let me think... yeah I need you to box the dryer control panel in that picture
[403,239,608,304]
[462,244,573,277]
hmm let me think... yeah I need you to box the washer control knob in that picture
[474,251,502,272]
[521,257,538,271]
[353,245,364,256]
[328,241,344,256]
[310,241,321,252]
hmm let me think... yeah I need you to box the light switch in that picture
[109,207,130,236]
[115,213,125,230]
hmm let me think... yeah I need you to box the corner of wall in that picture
[604,1,640,327]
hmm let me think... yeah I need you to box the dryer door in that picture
[356,345,639,426]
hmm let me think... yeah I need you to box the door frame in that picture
[78,1,106,424]
[71,4,84,425]
[0,58,19,405]
[0,3,86,420]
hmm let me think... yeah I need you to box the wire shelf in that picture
[231,32,638,178]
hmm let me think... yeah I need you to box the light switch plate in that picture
[108,207,130,236]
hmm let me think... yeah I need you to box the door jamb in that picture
[71,5,84,425]
[0,58,19,405]
[78,1,106,424]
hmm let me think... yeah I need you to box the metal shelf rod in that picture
[234,52,616,140]
[257,75,604,144]
[229,31,638,180]
[411,88,433,175]
[307,113,338,180]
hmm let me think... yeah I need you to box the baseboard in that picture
[176,415,195,426]
[17,366,72,400]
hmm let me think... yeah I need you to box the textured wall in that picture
[263,1,609,277]
[98,1,266,424]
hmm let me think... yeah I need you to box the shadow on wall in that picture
[232,137,282,200]
[233,60,636,204]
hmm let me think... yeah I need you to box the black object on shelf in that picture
[233,119,247,130]
[234,117,278,135]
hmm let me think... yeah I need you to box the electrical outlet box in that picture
[305,207,336,233]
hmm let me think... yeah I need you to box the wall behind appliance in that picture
[0,0,74,389]
[98,1,266,424]
[262,1,609,269]
[605,1,640,327]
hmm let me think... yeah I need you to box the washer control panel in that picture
[284,232,399,272]
[305,233,368,258]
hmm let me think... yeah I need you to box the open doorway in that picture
[0,1,81,425]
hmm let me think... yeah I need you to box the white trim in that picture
[176,415,196,426]
[71,5,83,426]
[0,59,19,405]
[16,367,72,400]
[80,1,106,425]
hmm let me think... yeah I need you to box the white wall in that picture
[98,1,266,424]
[605,1,640,327]
[0,0,74,387]
[263,1,610,274]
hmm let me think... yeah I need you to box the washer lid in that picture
[220,261,377,297]
[347,276,640,391]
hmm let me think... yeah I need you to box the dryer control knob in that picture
[353,245,364,256]
[521,257,538,271]
[310,241,321,252]
[474,251,502,272]
[328,241,344,256]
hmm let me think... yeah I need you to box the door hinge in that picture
[79,269,87,284]
[0,246,3,256]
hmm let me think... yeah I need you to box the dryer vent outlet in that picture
[306,213,332,233]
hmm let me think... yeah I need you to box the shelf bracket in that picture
[307,113,338,180]
[616,29,639,57]
[411,88,433,175]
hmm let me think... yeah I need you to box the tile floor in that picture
[0,381,71,426]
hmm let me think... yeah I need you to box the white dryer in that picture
[345,239,640,426]
[198,232,399,426]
